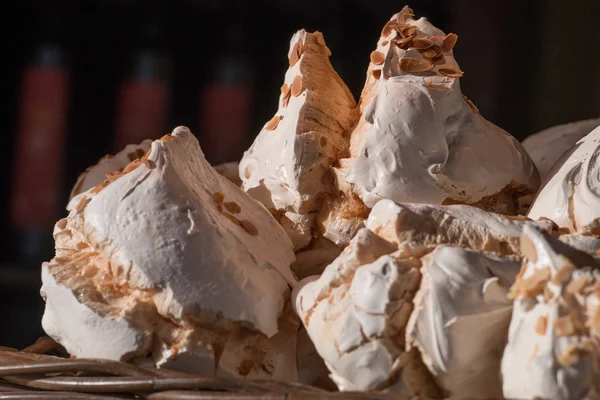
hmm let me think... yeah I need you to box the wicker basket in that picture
[0,337,400,399]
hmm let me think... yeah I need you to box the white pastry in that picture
[406,246,520,399]
[340,7,539,214]
[528,125,600,234]
[239,30,358,215]
[70,140,152,199]
[522,118,600,181]
[501,225,600,400]
[41,127,297,379]
[366,199,555,255]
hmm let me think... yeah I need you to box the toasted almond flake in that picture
[291,75,304,97]
[289,40,304,67]
[429,35,445,42]
[241,219,259,236]
[370,51,385,66]
[419,47,438,59]
[520,234,538,262]
[554,314,577,337]
[432,53,446,65]
[160,134,171,140]
[265,115,281,131]
[212,192,225,204]
[439,68,464,78]
[381,21,397,37]
[371,69,382,80]
[552,263,576,285]
[224,201,241,214]
[223,211,241,225]
[442,33,458,53]
[76,197,91,213]
[527,343,539,366]
[543,285,553,303]
[143,158,155,169]
[535,315,548,335]
[566,276,589,295]
[398,25,417,38]
[557,345,580,367]
[393,36,413,49]
[512,267,551,298]
[123,159,141,174]
[280,83,289,94]
[411,39,433,50]
[399,57,434,73]
[381,40,389,46]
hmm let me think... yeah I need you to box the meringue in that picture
[528,125,600,234]
[70,140,152,199]
[366,199,555,255]
[501,226,600,400]
[339,7,539,214]
[522,118,600,181]
[406,246,520,399]
[213,161,242,187]
[41,127,297,379]
[239,29,358,215]
[293,228,443,397]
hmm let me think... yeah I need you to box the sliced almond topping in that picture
[223,211,242,225]
[513,267,551,298]
[397,25,417,38]
[442,33,459,53]
[143,158,155,169]
[543,285,553,303]
[213,192,225,204]
[123,159,142,174]
[241,219,259,236]
[223,201,241,214]
[432,53,446,65]
[393,36,413,49]
[371,69,382,80]
[535,315,548,335]
[557,345,580,367]
[370,51,386,66]
[280,83,289,94]
[554,314,577,337]
[160,133,171,140]
[398,57,435,73]
[429,35,445,42]
[265,115,281,131]
[289,40,304,67]
[419,47,438,59]
[566,276,589,295]
[381,21,397,37]
[76,196,91,213]
[439,68,464,78]
[520,234,538,262]
[411,39,433,50]
[291,75,304,97]
[552,263,576,285]
[381,40,389,46]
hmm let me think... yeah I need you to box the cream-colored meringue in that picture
[406,246,520,399]
[41,127,297,379]
[340,7,539,214]
[366,199,555,255]
[291,236,341,280]
[501,225,600,400]
[559,233,600,256]
[239,29,358,215]
[293,228,443,397]
[70,140,152,199]
[522,118,600,181]
[528,125,600,234]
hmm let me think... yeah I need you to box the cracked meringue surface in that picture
[41,127,297,379]
[339,7,539,214]
[528,125,600,234]
[501,226,600,400]
[522,118,600,181]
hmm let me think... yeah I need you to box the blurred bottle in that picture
[9,1,70,267]
[113,1,172,151]
[198,8,255,165]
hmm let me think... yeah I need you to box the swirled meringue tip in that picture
[528,125,600,234]
[522,118,600,181]
[41,127,298,379]
[341,6,539,214]
[70,139,153,200]
[502,225,600,400]
[239,29,358,217]
[406,246,520,399]
[366,199,555,255]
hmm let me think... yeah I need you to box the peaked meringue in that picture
[501,226,600,400]
[339,7,539,214]
[528,125,600,234]
[41,127,297,379]
[523,118,600,181]
[239,29,358,216]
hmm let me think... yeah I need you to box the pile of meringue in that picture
[40,6,600,400]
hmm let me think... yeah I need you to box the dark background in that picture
[1,0,599,348]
